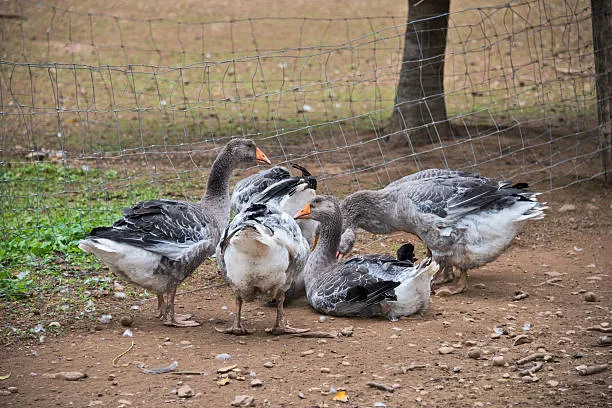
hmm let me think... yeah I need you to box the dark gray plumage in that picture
[295,195,438,320]
[79,138,271,326]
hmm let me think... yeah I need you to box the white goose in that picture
[79,139,271,326]
[338,169,546,295]
[294,195,438,319]
[216,176,311,335]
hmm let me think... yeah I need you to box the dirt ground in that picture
[0,182,610,408]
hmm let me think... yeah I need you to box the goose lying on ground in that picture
[294,195,438,319]
[231,164,319,248]
[338,169,546,295]
[79,139,271,327]
[216,177,311,335]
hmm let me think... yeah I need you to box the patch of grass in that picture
[0,161,189,299]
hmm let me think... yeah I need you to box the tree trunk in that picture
[390,0,451,144]
[590,0,611,184]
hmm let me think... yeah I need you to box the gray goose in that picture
[231,164,319,248]
[79,138,271,327]
[294,195,438,319]
[216,176,311,335]
[339,169,546,295]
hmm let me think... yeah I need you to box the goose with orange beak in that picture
[295,195,438,319]
[80,139,271,327]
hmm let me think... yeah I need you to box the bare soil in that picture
[0,182,610,408]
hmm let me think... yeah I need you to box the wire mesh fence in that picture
[0,0,608,284]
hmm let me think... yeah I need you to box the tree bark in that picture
[590,0,611,184]
[390,0,451,144]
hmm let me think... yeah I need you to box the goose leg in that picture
[163,283,200,327]
[435,269,468,296]
[156,293,166,319]
[432,262,455,286]
[266,291,310,335]
[215,295,254,335]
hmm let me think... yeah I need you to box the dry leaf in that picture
[332,390,348,402]
[216,377,230,386]
[0,373,10,380]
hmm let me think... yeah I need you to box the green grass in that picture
[0,162,177,299]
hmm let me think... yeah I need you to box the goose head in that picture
[294,195,340,224]
[224,138,271,166]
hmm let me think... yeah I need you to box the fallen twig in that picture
[586,326,612,333]
[575,364,607,376]
[290,330,338,338]
[367,381,395,392]
[516,353,547,365]
[519,362,543,376]
[172,371,208,375]
[399,363,426,374]
[533,278,564,288]
[112,341,135,368]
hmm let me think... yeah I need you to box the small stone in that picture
[177,385,194,398]
[340,326,354,337]
[453,366,462,373]
[7,387,18,394]
[491,333,501,339]
[117,399,132,406]
[467,347,481,359]
[298,392,305,399]
[438,346,455,355]
[107,374,116,381]
[547,380,559,387]
[87,401,104,407]
[558,204,576,212]
[373,403,387,408]
[320,367,331,373]
[48,321,61,329]
[492,356,505,366]
[250,379,263,387]
[42,371,87,381]
[474,283,486,289]
[319,316,328,323]
[598,335,612,346]
[483,384,493,390]
[231,395,255,407]
[217,364,238,373]
[521,375,539,383]
[513,335,531,346]
[263,362,274,368]
[301,349,314,357]
[584,292,597,302]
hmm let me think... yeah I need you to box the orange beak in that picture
[255,147,272,165]
[294,203,311,219]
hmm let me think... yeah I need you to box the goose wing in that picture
[310,262,400,316]
[86,199,214,261]
[217,202,308,275]
[396,171,531,220]
[231,166,290,213]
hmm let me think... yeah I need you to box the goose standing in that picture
[79,139,271,326]
[216,177,311,335]
[231,164,319,248]
[338,169,546,295]
[294,195,438,319]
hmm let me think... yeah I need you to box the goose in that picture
[338,169,546,295]
[216,176,312,335]
[231,164,319,248]
[294,195,438,320]
[79,138,271,327]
